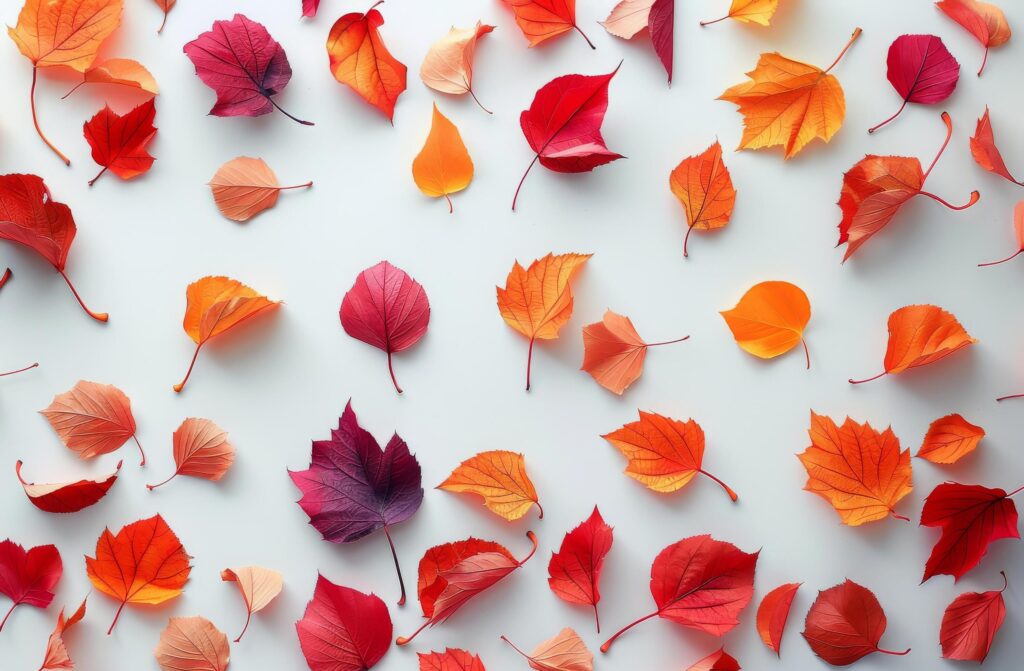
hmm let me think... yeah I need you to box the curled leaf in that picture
[669,141,736,257]
[917,413,984,464]
[412,104,474,212]
[16,459,121,513]
[720,281,811,368]
[438,450,542,521]
[221,566,283,642]
[41,380,144,465]
[420,22,494,113]
[581,310,689,395]
[208,157,312,222]
[327,6,407,120]
[147,418,234,490]
[154,616,230,671]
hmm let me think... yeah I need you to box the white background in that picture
[1,0,1023,669]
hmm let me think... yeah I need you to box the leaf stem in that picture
[574,24,596,50]
[1,363,38,377]
[268,97,314,126]
[107,601,126,635]
[468,88,492,115]
[174,343,203,392]
[918,190,980,210]
[646,335,690,347]
[978,46,989,77]
[59,270,107,322]
[512,155,539,211]
[383,525,407,606]
[924,112,954,180]
[849,371,886,385]
[868,99,907,134]
[600,611,658,652]
[525,337,535,391]
[132,434,146,466]
[978,249,1022,267]
[386,350,403,393]
[824,27,862,74]
[31,67,71,165]
[699,469,738,501]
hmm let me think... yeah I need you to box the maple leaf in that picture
[420,22,494,113]
[154,616,229,671]
[63,58,159,99]
[502,628,593,671]
[184,14,312,125]
[37,597,86,671]
[720,281,812,368]
[221,566,283,642]
[798,411,913,525]
[438,450,542,521]
[701,0,779,26]
[916,413,985,464]
[868,35,959,133]
[83,99,158,187]
[940,571,1007,662]
[547,507,613,632]
[147,418,235,490]
[418,648,486,671]
[581,310,689,395]
[208,156,312,222]
[756,583,801,655]
[327,4,407,120]
[979,201,1024,267]
[937,0,1011,76]
[153,0,174,33]
[503,0,595,49]
[289,401,423,605]
[0,539,62,632]
[41,380,144,465]
[16,459,122,513]
[413,104,475,212]
[340,261,430,393]
[669,141,736,256]
[971,107,1023,187]
[802,580,910,665]
[296,575,392,671]
[686,648,741,671]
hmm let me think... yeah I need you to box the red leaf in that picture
[802,579,909,665]
[16,459,121,513]
[340,261,430,393]
[83,100,157,187]
[920,482,1021,582]
[649,0,674,82]
[687,647,741,671]
[296,574,392,671]
[514,66,624,210]
[869,35,959,133]
[601,535,758,652]
[940,571,1008,662]
[756,582,800,655]
[547,506,614,632]
[0,539,62,632]
[970,106,1023,187]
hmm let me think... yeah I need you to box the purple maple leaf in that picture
[289,400,423,604]
[183,13,313,125]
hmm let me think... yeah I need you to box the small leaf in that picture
[438,450,542,521]
[208,157,311,222]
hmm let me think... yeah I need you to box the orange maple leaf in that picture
[327,3,407,120]
[412,104,474,213]
[502,0,595,49]
[669,140,736,257]
[581,310,688,395]
[438,450,542,521]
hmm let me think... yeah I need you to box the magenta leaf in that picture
[649,0,675,83]
[869,34,959,133]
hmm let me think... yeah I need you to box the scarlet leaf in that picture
[83,99,157,187]
[41,380,144,465]
[920,482,1020,582]
[147,418,235,490]
[502,0,595,49]
[940,571,1007,662]
[420,22,494,113]
[869,35,959,133]
[208,157,312,222]
[502,628,593,671]
[936,0,1011,76]
[756,583,800,655]
[547,507,614,632]
[720,281,811,368]
[970,107,1023,187]
[340,261,430,393]
[419,648,486,671]
[438,451,542,521]
[184,14,312,125]
[221,566,283,642]
[669,141,736,256]
[289,401,423,605]
[412,104,475,212]
[601,535,757,652]
[916,413,985,464]
[297,574,392,671]
[802,580,909,665]
[154,616,230,671]
[581,310,689,395]
[686,648,741,671]
[37,597,86,671]
[16,459,121,513]
[0,539,62,632]
[327,6,406,120]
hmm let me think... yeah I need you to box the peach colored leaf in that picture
[40,380,145,465]
[917,413,985,464]
[420,22,494,113]
[221,566,283,642]
[148,418,234,490]
[154,616,230,671]
[209,157,312,222]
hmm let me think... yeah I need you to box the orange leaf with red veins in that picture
[327,5,406,120]
[38,597,87,671]
[917,414,985,464]
[970,107,1023,187]
[849,304,977,385]
[16,459,121,513]
[419,649,486,671]
[154,616,230,671]
[979,201,1024,267]
[83,99,157,186]
[798,411,913,526]
[420,22,494,113]
[756,583,801,655]
[687,648,741,671]
[221,566,283,642]
[937,0,1011,76]
[603,411,738,501]
[148,418,234,490]
[547,507,613,632]
[502,0,595,49]
[669,141,736,257]
[502,628,593,671]
[581,310,689,395]
[438,450,542,521]
[41,380,145,465]
[64,58,158,99]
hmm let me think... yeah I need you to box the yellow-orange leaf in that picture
[916,413,985,464]
[702,0,780,27]
[497,252,591,390]
[412,104,474,213]
[798,411,913,526]
[502,628,593,671]
[438,450,542,521]
[720,281,812,368]
[581,310,689,395]
[147,418,234,490]
[208,157,312,222]
[420,22,494,113]
[221,566,283,642]
[154,616,230,671]
[669,140,736,257]
[719,28,861,158]
[40,380,145,465]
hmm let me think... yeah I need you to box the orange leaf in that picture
[154,616,230,671]
[849,304,977,384]
[85,514,191,634]
[798,411,913,526]
[502,0,595,49]
[720,281,811,368]
[147,418,234,490]
[64,58,159,99]
[420,22,494,113]
[936,0,1010,76]
[418,648,486,671]
[702,0,780,26]
[603,411,738,501]
[38,597,86,671]
[501,628,593,671]
[40,380,145,465]
[220,566,283,642]
[438,450,542,521]
[669,140,736,257]
[412,104,474,213]
[917,413,985,464]
[208,157,312,222]
[719,28,860,158]
[756,582,800,655]
[175,276,281,392]
[327,4,407,120]
[970,107,1023,187]
[496,252,591,390]
[581,310,688,394]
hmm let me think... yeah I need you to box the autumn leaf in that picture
[603,411,738,500]
[83,99,158,187]
[701,0,779,26]
[497,253,591,389]
[438,450,542,521]
[8,0,124,164]
[184,14,312,125]
[502,628,593,671]
[289,401,423,605]
[848,304,976,384]
[221,566,283,642]
[85,514,191,633]
[153,0,174,33]
[413,105,474,212]
[940,571,1007,662]
[0,174,108,321]
[720,281,811,368]
[154,616,230,671]
[420,22,494,113]
[419,648,486,671]
[174,276,280,392]
[581,310,688,395]
[41,380,144,465]
[669,141,736,256]
[719,28,860,158]
[327,4,407,120]
[979,201,1024,267]
[503,0,595,49]
[798,412,913,525]
[16,459,122,513]
[686,648,741,671]
[920,482,1020,582]
[601,535,757,652]
[63,58,159,99]
[147,418,234,490]
[547,507,613,632]
[340,261,430,393]
[916,413,984,464]
[0,539,62,632]
[971,107,1023,187]
[514,68,622,210]
[802,580,909,665]
[37,597,86,671]
[868,35,959,133]
[296,575,392,671]
[937,0,1010,76]
[397,532,538,645]
[208,157,311,223]
[756,583,800,655]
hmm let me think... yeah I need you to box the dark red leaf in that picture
[940,571,1007,662]
[296,574,392,671]
[0,539,62,632]
[16,459,121,513]
[802,579,909,665]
